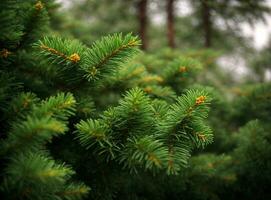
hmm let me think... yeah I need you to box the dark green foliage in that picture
[1,0,270,200]
[76,88,212,175]
[18,0,49,49]
[0,92,90,200]
[162,58,202,88]
[82,33,141,81]
[0,0,23,49]
[232,83,271,125]
[231,120,271,200]
[35,33,141,86]
[0,1,215,199]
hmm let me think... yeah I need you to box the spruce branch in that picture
[0,0,23,49]
[1,93,76,154]
[36,33,140,84]
[1,91,89,200]
[36,36,86,66]
[119,136,168,172]
[162,58,202,80]
[82,33,141,81]
[35,92,76,120]
[3,153,78,199]
[17,0,49,49]
[75,118,116,160]
[57,183,90,200]
[166,143,191,175]
[76,88,213,174]
[3,116,67,154]
[156,89,213,173]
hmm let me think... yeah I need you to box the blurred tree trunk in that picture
[167,0,175,48]
[201,0,212,48]
[137,0,148,50]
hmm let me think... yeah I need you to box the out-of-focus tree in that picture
[189,0,270,49]
[249,38,271,82]
[166,0,176,48]
[53,0,152,50]
[52,0,137,45]
[200,0,212,47]
[52,0,270,53]
[137,0,148,50]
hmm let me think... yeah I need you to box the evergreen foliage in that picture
[0,0,215,199]
[76,88,212,174]
[36,33,140,83]
[0,0,270,200]
[0,92,89,200]
[232,120,271,199]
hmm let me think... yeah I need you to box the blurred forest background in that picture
[55,0,271,82]
[1,0,271,200]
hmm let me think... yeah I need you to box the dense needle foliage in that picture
[0,1,270,200]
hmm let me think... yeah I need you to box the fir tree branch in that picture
[82,33,141,81]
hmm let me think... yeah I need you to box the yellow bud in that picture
[179,66,187,73]
[144,87,153,93]
[35,1,44,11]
[196,95,206,105]
[197,133,206,141]
[69,53,80,63]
